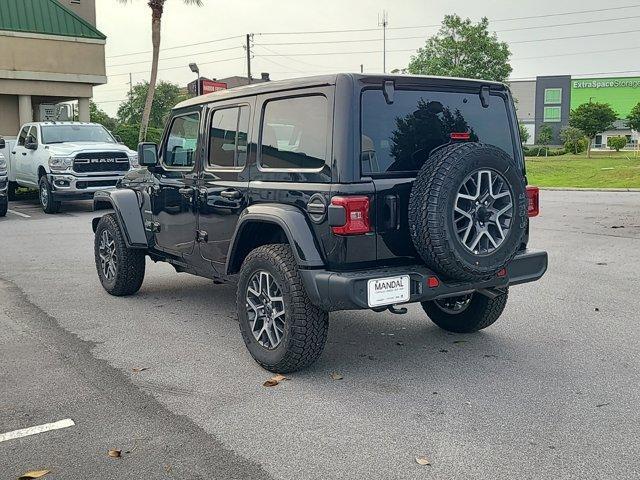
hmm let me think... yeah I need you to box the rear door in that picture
[360,86,518,264]
[151,110,201,255]
[197,99,253,271]
[13,126,32,185]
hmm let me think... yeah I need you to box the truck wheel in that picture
[94,213,146,296]
[237,244,329,373]
[8,181,18,201]
[421,289,508,333]
[409,143,528,281]
[0,197,7,217]
[39,176,61,214]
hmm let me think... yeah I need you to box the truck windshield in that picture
[361,89,515,175]
[41,125,116,144]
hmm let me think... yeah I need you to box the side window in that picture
[17,126,29,146]
[260,95,327,170]
[28,126,39,143]
[164,113,200,168]
[208,105,250,169]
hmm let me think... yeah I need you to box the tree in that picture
[518,123,530,145]
[537,124,553,156]
[559,126,587,154]
[569,102,618,158]
[118,0,202,142]
[607,136,627,152]
[628,102,640,131]
[90,101,117,131]
[116,81,188,130]
[407,15,512,82]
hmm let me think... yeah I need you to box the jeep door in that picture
[150,109,201,255]
[197,99,254,271]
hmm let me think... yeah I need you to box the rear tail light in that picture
[450,132,471,141]
[330,196,371,235]
[526,186,539,217]
[427,276,440,288]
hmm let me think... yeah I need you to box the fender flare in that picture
[226,203,325,274]
[92,189,148,249]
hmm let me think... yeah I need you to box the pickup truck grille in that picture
[73,152,129,173]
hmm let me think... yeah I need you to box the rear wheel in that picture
[39,176,60,214]
[237,244,329,373]
[421,289,508,333]
[94,213,146,296]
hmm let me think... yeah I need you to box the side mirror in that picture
[0,138,5,149]
[25,136,37,150]
[114,135,123,144]
[138,142,159,167]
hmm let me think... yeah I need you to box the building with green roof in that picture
[0,0,107,136]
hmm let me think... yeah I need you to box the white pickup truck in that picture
[3,122,138,213]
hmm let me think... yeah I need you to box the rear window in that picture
[361,89,515,175]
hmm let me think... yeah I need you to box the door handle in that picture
[178,187,194,196]
[220,189,241,200]
[11,151,16,155]
[22,152,27,156]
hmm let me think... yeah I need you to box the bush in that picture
[114,124,163,150]
[607,136,628,152]
[560,126,588,154]
[523,146,566,157]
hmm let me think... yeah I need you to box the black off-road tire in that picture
[409,143,527,281]
[39,176,61,214]
[0,197,7,217]
[8,181,18,201]
[94,213,146,296]
[237,244,329,373]
[422,289,508,333]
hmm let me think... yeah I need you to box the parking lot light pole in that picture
[189,63,200,96]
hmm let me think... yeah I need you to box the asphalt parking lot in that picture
[1,190,639,479]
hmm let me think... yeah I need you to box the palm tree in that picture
[118,0,203,142]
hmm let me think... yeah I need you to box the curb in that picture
[539,187,640,192]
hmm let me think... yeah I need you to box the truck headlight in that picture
[128,153,139,168]
[49,156,73,171]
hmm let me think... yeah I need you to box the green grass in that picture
[525,151,640,188]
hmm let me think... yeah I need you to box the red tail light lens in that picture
[331,196,371,235]
[450,132,470,141]
[526,186,539,217]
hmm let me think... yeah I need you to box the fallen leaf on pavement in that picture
[596,262,607,266]
[18,470,50,479]
[132,367,148,373]
[594,307,600,312]
[108,449,122,458]
[611,225,625,229]
[439,349,448,353]
[596,402,610,408]
[330,372,343,380]
[415,456,431,466]
[263,374,288,387]
[452,340,466,344]
[396,342,405,346]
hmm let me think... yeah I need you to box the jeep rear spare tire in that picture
[409,143,527,281]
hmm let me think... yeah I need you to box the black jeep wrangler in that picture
[92,74,547,372]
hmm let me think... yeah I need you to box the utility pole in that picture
[128,72,133,96]
[246,34,253,84]
[379,10,388,73]
[360,64,364,73]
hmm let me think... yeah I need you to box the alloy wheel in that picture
[434,294,473,314]
[453,169,514,255]
[98,230,118,280]
[246,270,286,349]
[40,182,48,208]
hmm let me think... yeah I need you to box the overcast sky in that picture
[94,0,640,115]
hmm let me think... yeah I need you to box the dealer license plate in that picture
[367,275,410,308]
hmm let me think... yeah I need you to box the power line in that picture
[107,55,245,78]
[510,27,640,44]
[105,34,244,59]
[513,44,640,61]
[107,45,243,68]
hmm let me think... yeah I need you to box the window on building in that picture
[544,88,562,104]
[260,95,327,170]
[164,113,200,168]
[543,106,561,123]
[208,105,250,169]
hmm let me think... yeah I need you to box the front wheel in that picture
[421,289,508,333]
[94,213,146,296]
[39,176,60,214]
[237,244,329,373]
[0,196,7,217]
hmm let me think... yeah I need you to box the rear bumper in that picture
[299,249,548,312]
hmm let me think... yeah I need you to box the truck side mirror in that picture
[0,138,5,149]
[138,142,159,167]
[114,135,123,144]
[25,136,38,150]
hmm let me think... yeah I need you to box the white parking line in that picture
[0,418,75,443]
[7,209,31,218]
